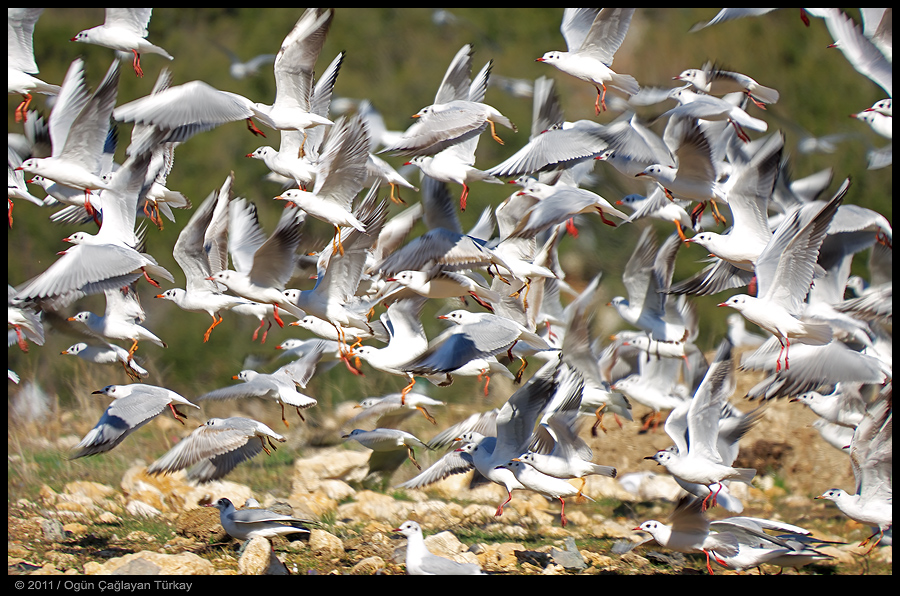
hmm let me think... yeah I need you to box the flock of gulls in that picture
[7,8,893,574]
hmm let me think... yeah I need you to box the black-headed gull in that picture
[633,495,740,575]
[816,392,892,554]
[818,8,892,98]
[662,86,768,144]
[67,284,167,361]
[673,61,780,108]
[495,459,591,527]
[71,384,200,459]
[154,173,256,342]
[635,119,727,225]
[608,227,688,344]
[347,393,446,427]
[398,358,567,517]
[208,497,313,543]
[17,59,119,210]
[245,51,344,188]
[382,44,516,158]
[718,180,847,372]
[350,296,430,402]
[537,8,640,113]
[207,200,307,328]
[147,417,286,483]
[645,340,757,510]
[275,114,371,255]
[113,8,334,140]
[60,341,149,381]
[8,8,60,123]
[514,409,617,497]
[393,520,484,575]
[197,365,318,428]
[70,8,173,78]
[342,427,431,471]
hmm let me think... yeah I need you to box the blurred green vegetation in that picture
[8,8,891,416]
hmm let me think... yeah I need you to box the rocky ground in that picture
[7,367,893,576]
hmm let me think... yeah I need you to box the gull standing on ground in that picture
[717,180,847,372]
[208,497,313,543]
[342,428,431,471]
[147,417,287,483]
[634,495,740,575]
[816,391,892,554]
[8,8,60,123]
[70,8,173,78]
[71,384,200,459]
[393,521,484,575]
[537,8,640,114]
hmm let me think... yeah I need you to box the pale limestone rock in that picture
[83,551,215,575]
[238,537,289,575]
[308,529,344,558]
[351,556,386,574]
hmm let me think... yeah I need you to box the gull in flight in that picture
[8,8,60,122]
[70,8,173,77]
[147,417,287,483]
[71,384,200,459]
[112,8,335,142]
[718,180,847,372]
[537,8,640,113]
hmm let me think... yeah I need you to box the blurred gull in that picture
[633,495,740,575]
[8,8,60,122]
[147,417,286,483]
[816,392,892,553]
[343,428,431,471]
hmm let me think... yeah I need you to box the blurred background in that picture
[8,8,892,413]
